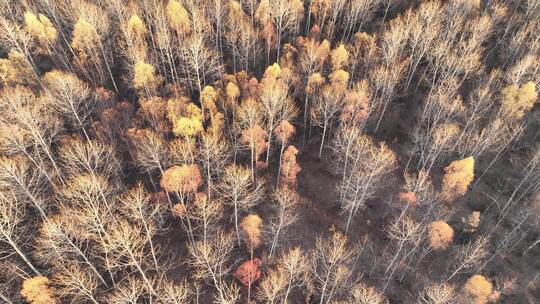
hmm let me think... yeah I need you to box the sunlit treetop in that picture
[225,81,241,105]
[442,156,475,202]
[501,81,538,120]
[263,63,282,81]
[133,61,157,90]
[330,44,350,71]
[24,12,58,45]
[126,14,147,40]
[166,0,191,35]
[201,85,218,113]
[306,73,325,94]
[20,276,57,304]
[72,17,99,59]
[160,164,202,194]
[428,220,454,251]
[463,275,498,304]
[172,115,203,138]
[329,69,350,91]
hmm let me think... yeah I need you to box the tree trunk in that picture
[319,121,328,158]
[234,201,241,247]
[6,236,41,276]
[276,144,285,187]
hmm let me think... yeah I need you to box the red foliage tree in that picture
[280,145,301,188]
[234,258,263,301]
[234,258,263,287]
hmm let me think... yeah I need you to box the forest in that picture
[0,0,539,303]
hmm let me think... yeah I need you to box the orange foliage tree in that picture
[274,120,296,184]
[442,156,475,202]
[280,145,301,189]
[240,214,263,259]
[463,275,499,304]
[428,220,454,251]
[20,276,57,304]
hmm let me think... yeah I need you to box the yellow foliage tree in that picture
[263,63,282,83]
[166,0,191,35]
[133,61,158,92]
[71,17,99,61]
[0,50,37,86]
[428,220,454,250]
[20,276,57,304]
[133,62,154,83]
[306,73,325,94]
[329,69,350,91]
[173,116,203,138]
[168,100,204,138]
[200,85,218,118]
[126,14,147,40]
[24,12,58,45]
[166,96,189,124]
[442,156,475,202]
[330,44,349,71]
[501,81,538,120]
[185,103,203,120]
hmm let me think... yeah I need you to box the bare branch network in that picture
[0,0,539,303]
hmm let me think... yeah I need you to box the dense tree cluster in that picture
[0,0,539,303]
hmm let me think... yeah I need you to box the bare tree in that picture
[156,278,192,304]
[279,247,308,303]
[256,268,287,304]
[52,264,100,304]
[59,138,121,183]
[259,64,298,165]
[107,275,154,304]
[127,128,170,188]
[311,232,360,304]
[42,70,94,142]
[446,236,489,282]
[103,219,157,294]
[0,190,41,276]
[383,216,423,291]
[218,164,264,246]
[345,283,388,304]
[190,192,223,245]
[59,174,117,283]
[198,132,230,200]
[35,214,109,288]
[0,87,64,186]
[181,24,223,98]
[267,187,298,257]
[0,156,50,219]
[311,84,345,157]
[188,230,236,304]
[332,130,397,233]
[419,283,456,304]
[118,183,165,272]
